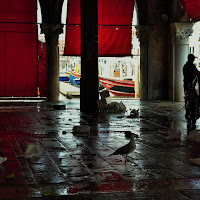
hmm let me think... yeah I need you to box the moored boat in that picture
[69,70,81,87]
[59,72,70,82]
[69,70,135,97]
[99,76,135,97]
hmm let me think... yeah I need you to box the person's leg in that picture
[190,102,197,130]
[185,100,192,134]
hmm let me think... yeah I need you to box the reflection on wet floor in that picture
[0,98,200,199]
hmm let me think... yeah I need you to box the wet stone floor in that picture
[0,98,200,199]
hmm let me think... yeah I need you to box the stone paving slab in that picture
[0,99,200,199]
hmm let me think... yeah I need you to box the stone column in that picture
[40,23,63,101]
[172,23,193,102]
[136,25,149,100]
[80,0,99,112]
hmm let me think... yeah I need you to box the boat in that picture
[69,70,81,87]
[69,70,135,97]
[59,72,70,82]
[99,76,135,97]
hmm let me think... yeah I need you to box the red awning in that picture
[179,0,200,21]
[64,0,134,57]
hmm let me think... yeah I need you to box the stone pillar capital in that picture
[136,25,149,46]
[171,23,193,44]
[40,23,64,44]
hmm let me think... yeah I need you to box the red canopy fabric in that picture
[0,0,38,97]
[179,0,200,21]
[5,32,37,97]
[0,33,6,97]
[0,0,36,23]
[64,0,134,56]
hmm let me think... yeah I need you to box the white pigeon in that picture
[0,157,7,164]
[165,130,181,140]
[110,134,136,163]
[189,158,200,166]
[17,144,41,158]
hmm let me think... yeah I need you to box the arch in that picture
[135,0,190,25]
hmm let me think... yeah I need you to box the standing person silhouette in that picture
[183,54,200,133]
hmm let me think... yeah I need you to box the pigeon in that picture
[110,134,136,163]
[124,131,132,138]
[189,158,200,166]
[17,144,41,158]
[66,93,73,102]
[0,157,7,165]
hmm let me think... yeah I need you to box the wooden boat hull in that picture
[69,71,135,96]
[59,76,69,82]
[99,77,135,97]
[59,72,70,82]
[69,71,81,87]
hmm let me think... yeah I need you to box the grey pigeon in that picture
[67,93,73,102]
[110,134,136,163]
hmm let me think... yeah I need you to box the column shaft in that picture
[40,24,63,102]
[80,0,99,112]
[173,23,193,101]
[46,43,59,101]
[136,26,149,100]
